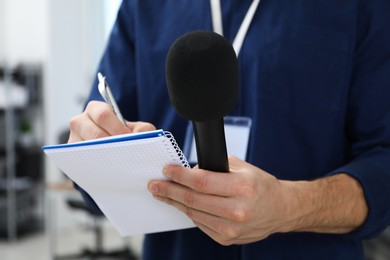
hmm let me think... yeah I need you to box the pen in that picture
[97,72,127,127]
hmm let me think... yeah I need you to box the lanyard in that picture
[210,0,261,56]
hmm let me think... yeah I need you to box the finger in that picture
[152,191,230,236]
[69,112,111,142]
[156,194,253,246]
[148,179,244,222]
[153,187,267,246]
[162,165,239,197]
[126,121,156,133]
[67,131,81,143]
[151,193,226,243]
[154,194,241,246]
[85,101,131,136]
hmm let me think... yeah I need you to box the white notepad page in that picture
[43,130,195,236]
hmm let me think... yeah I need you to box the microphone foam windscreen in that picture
[166,31,239,122]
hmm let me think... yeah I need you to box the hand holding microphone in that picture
[151,31,296,245]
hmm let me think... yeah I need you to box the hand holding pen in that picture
[67,73,156,143]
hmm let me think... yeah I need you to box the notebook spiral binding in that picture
[164,131,190,168]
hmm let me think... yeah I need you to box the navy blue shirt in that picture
[78,0,390,259]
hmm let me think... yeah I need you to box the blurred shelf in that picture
[0,63,44,241]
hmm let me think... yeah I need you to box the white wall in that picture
[1,0,144,248]
[1,0,48,65]
[0,0,114,183]
[44,0,108,183]
[0,0,5,59]
[44,0,122,183]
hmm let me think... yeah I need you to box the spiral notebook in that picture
[43,129,195,236]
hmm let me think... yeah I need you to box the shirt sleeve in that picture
[329,0,390,240]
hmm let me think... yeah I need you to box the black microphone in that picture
[166,31,239,172]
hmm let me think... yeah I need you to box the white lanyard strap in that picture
[210,0,261,56]
[210,0,224,36]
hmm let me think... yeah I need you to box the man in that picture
[68,0,390,259]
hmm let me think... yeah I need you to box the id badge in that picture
[183,116,252,166]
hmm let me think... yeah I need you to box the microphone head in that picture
[166,31,239,122]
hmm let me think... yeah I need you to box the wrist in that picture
[277,179,313,233]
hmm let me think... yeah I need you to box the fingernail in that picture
[148,182,158,193]
[163,166,171,178]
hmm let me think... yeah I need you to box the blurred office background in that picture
[0,0,389,259]
[0,1,143,259]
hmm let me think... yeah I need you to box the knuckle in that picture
[230,207,249,223]
[85,100,100,111]
[94,108,111,126]
[183,192,196,208]
[68,115,80,130]
[194,175,208,192]
[86,101,112,126]
[214,222,240,242]
[222,226,240,241]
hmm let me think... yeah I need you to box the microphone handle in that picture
[192,119,229,172]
